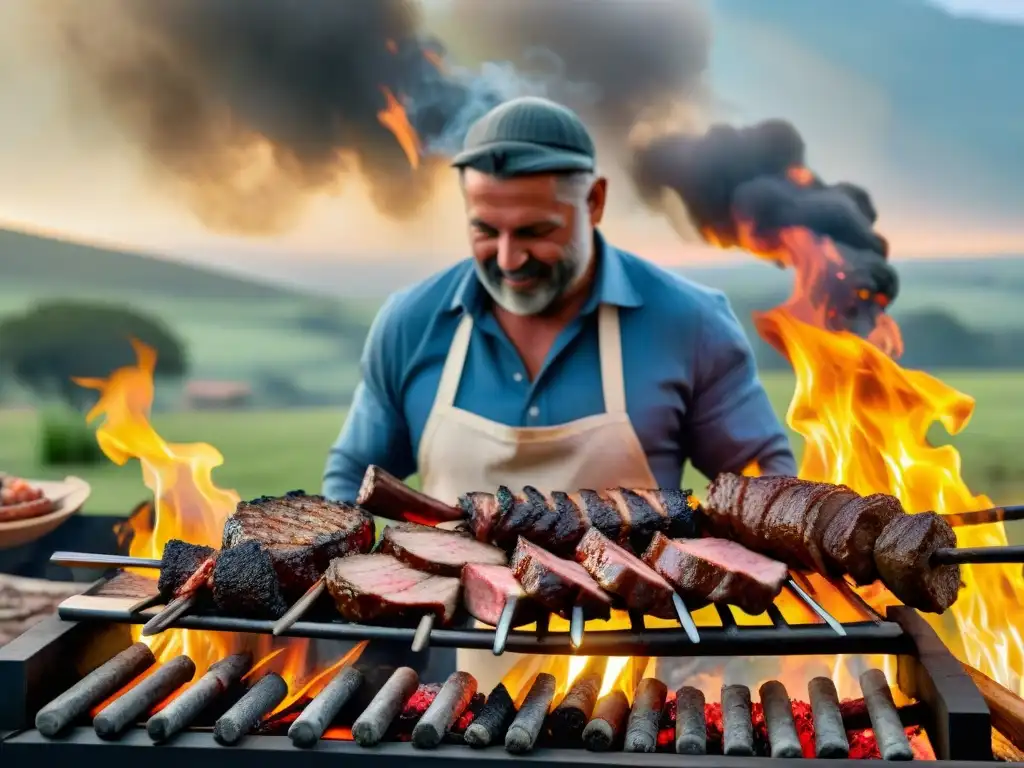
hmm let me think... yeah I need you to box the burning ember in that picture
[632,118,1024,696]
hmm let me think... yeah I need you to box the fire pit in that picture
[0,563,1010,766]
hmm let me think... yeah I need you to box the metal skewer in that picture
[569,605,585,649]
[945,504,1024,528]
[786,578,846,636]
[931,545,1024,566]
[411,614,434,653]
[672,593,701,644]
[272,577,326,636]
[492,595,518,656]
[51,552,161,569]
[141,594,198,636]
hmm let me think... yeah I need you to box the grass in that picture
[2,370,1022,516]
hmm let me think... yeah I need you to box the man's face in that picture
[462,169,607,316]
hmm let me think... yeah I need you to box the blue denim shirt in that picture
[323,233,796,502]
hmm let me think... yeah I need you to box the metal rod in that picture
[141,594,197,637]
[627,610,645,632]
[569,605,585,649]
[715,602,737,630]
[127,594,164,614]
[765,603,789,629]
[272,577,325,637]
[932,544,1024,565]
[492,595,517,656]
[672,593,701,644]
[411,613,434,652]
[946,504,1024,528]
[786,578,847,636]
[51,551,161,569]
[60,601,909,655]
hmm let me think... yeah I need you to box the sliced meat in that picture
[325,553,461,624]
[460,492,500,542]
[574,528,674,618]
[510,538,613,620]
[703,473,749,538]
[578,490,626,545]
[822,494,903,584]
[642,533,788,616]
[804,486,860,572]
[759,481,835,571]
[635,488,701,539]
[548,491,590,553]
[735,476,802,551]
[462,563,541,627]
[379,523,507,577]
[606,488,666,553]
[222,491,376,598]
[158,539,215,600]
[872,512,961,614]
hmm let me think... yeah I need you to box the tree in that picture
[0,300,188,408]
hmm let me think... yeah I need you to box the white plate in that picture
[0,476,92,550]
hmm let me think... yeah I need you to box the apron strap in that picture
[598,304,627,414]
[434,313,474,409]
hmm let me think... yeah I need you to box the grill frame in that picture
[0,730,1010,768]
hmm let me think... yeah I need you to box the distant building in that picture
[183,380,252,410]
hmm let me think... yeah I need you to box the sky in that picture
[0,0,1022,283]
[928,0,1024,22]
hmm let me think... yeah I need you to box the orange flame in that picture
[75,340,363,697]
[377,87,421,170]
[711,219,1024,696]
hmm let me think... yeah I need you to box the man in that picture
[323,97,796,688]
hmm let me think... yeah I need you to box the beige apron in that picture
[418,304,659,693]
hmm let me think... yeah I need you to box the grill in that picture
[0,566,1010,767]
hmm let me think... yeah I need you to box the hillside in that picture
[0,227,305,302]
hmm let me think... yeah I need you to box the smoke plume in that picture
[633,120,901,352]
[44,0,711,235]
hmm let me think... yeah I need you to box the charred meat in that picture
[642,532,788,616]
[510,537,613,621]
[223,491,375,598]
[157,539,215,601]
[574,528,674,618]
[380,523,507,577]
[461,486,699,555]
[325,553,461,625]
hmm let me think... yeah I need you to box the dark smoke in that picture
[633,119,899,345]
[46,0,712,235]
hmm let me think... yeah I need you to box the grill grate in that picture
[56,571,910,658]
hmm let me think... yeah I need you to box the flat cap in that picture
[452,97,596,177]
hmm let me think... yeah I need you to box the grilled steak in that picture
[211,540,289,619]
[325,553,460,624]
[873,512,961,613]
[379,523,507,577]
[461,563,540,627]
[510,537,612,620]
[223,491,375,598]
[574,528,674,618]
[641,533,788,616]
[821,493,902,584]
[460,486,699,556]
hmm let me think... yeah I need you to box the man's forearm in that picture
[321,383,415,502]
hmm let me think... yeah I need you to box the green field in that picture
[2,370,1022,515]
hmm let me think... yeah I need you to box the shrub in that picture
[38,407,106,467]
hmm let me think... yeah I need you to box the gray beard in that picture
[476,230,594,317]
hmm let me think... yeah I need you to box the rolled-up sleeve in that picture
[686,293,797,478]
[322,295,416,502]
